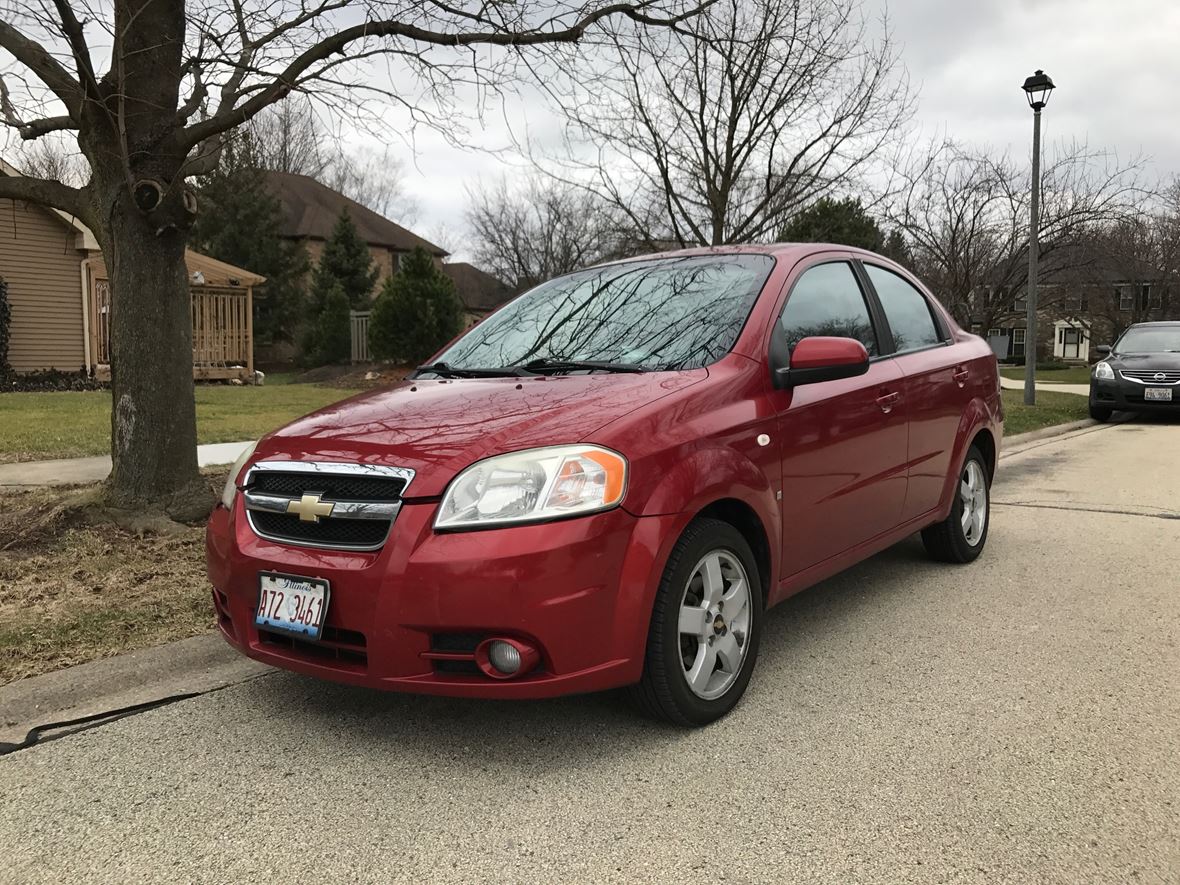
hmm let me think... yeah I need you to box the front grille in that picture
[242,462,412,551]
[1120,369,1180,384]
[251,510,391,547]
[251,471,407,501]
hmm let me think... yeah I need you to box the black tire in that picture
[628,518,762,726]
[1089,403,1112,422]
[921,445,990,564]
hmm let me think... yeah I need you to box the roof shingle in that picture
[261,170,447,256]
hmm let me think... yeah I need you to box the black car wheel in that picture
[629,518,762,726]
[921,445,990,564]
[1089,402,1112,422]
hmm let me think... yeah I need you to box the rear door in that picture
[773,260,909,578]
[859,262,968,522]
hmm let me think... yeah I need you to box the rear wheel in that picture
[1089,402,1112,422]
[628,518,762,726]
[921,445,990,564]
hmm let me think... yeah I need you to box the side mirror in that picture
[773,336,870,389]
[1096,344,1111,355]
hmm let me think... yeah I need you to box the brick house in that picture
[263,171,448,285]
[974,257,1177,364]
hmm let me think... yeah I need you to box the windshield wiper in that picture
[519,358,649,374]
[413,361,532,379]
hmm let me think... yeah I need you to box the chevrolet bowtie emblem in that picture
[287,493,334,523]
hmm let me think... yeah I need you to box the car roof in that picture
[598,242,899,266]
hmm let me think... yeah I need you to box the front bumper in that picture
[1090,377,1180,412]
[206,498,681,698]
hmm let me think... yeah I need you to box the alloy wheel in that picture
[677,550,752,700]
[960,460,988,546]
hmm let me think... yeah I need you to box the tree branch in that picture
[0,172,85,216]
[0,20,82,117]
[181,0,713,149]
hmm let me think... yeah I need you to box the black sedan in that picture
[1089,321,1180,421]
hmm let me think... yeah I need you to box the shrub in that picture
[369,248,464,364]
[0,277,10,373]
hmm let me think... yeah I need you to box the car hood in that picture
[1111,352,1180,371]
[255,371,706,496]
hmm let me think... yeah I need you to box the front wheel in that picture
[921,445,990,564]
[1089,402,1112,422]
[628,518,762,726]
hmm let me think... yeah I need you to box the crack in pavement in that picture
[993,500,1180,521]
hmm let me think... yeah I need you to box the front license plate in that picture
[1145,387,1173,401]
[256,572,330,640]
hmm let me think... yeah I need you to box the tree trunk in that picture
[101,193,205,518]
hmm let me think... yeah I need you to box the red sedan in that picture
[207,245,1002,725]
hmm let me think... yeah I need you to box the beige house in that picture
[1,159,264,379]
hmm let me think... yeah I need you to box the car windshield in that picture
[432,254,775,373]
[1115,326,1180,353]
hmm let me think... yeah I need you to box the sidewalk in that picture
[999,376,1089,396]
[0,440,254,487]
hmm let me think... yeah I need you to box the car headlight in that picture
[1093,361,1115,380]
[220,441,259,510]
[435,445,628,530]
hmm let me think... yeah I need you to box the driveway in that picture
[1,420,1178,884]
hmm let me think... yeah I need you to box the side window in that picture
[779,262,877,356]
[864,265,943,352]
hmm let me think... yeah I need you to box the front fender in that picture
[626,445,781,585]
[936,395,1002,521]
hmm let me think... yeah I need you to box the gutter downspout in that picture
[80,257,93,372]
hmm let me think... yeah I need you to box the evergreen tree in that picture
[312,208,378,310]
[369,248,464,364]
[302,281,352,366]
[779,197,910,263]
[190,136,309,345]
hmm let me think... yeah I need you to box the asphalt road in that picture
[2,419,1178,884]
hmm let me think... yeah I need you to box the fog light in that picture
[474,637,541,679]
[488,640,521,675]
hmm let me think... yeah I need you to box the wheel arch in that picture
[694,498,772,606]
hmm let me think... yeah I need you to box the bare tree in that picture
[467,176,621,289]
[540,0,912,248]
[888,140,1146,335]
[246,97,333,178]
[248,100,417,222]
[0,0,709,516]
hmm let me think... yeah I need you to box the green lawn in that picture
[1002,388,1090,436]
[1000,366,1093,385]
[0,383,362,463]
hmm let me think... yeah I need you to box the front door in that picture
[772,261,909,578]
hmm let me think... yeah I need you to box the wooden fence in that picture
[191,286,252,374]
[350,310,371,363]
[90,280,253,380]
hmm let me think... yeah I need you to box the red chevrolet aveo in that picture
[207,245,1002,725]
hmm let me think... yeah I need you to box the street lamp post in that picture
[1021,69,1055,406]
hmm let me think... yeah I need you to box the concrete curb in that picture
[0,633,267,747]
[1000,418,1099,456]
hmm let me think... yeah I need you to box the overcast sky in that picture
[386,0,1179,260]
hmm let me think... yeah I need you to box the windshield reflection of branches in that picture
[440,256,772,370]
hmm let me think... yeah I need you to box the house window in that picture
[1012,327,1026,357]
[987,328,1001,338]
[1148,285,1162,309]
[1118,286,1134,311]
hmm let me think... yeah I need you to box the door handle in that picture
[876,390,899,414]
[952,366,969,387]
